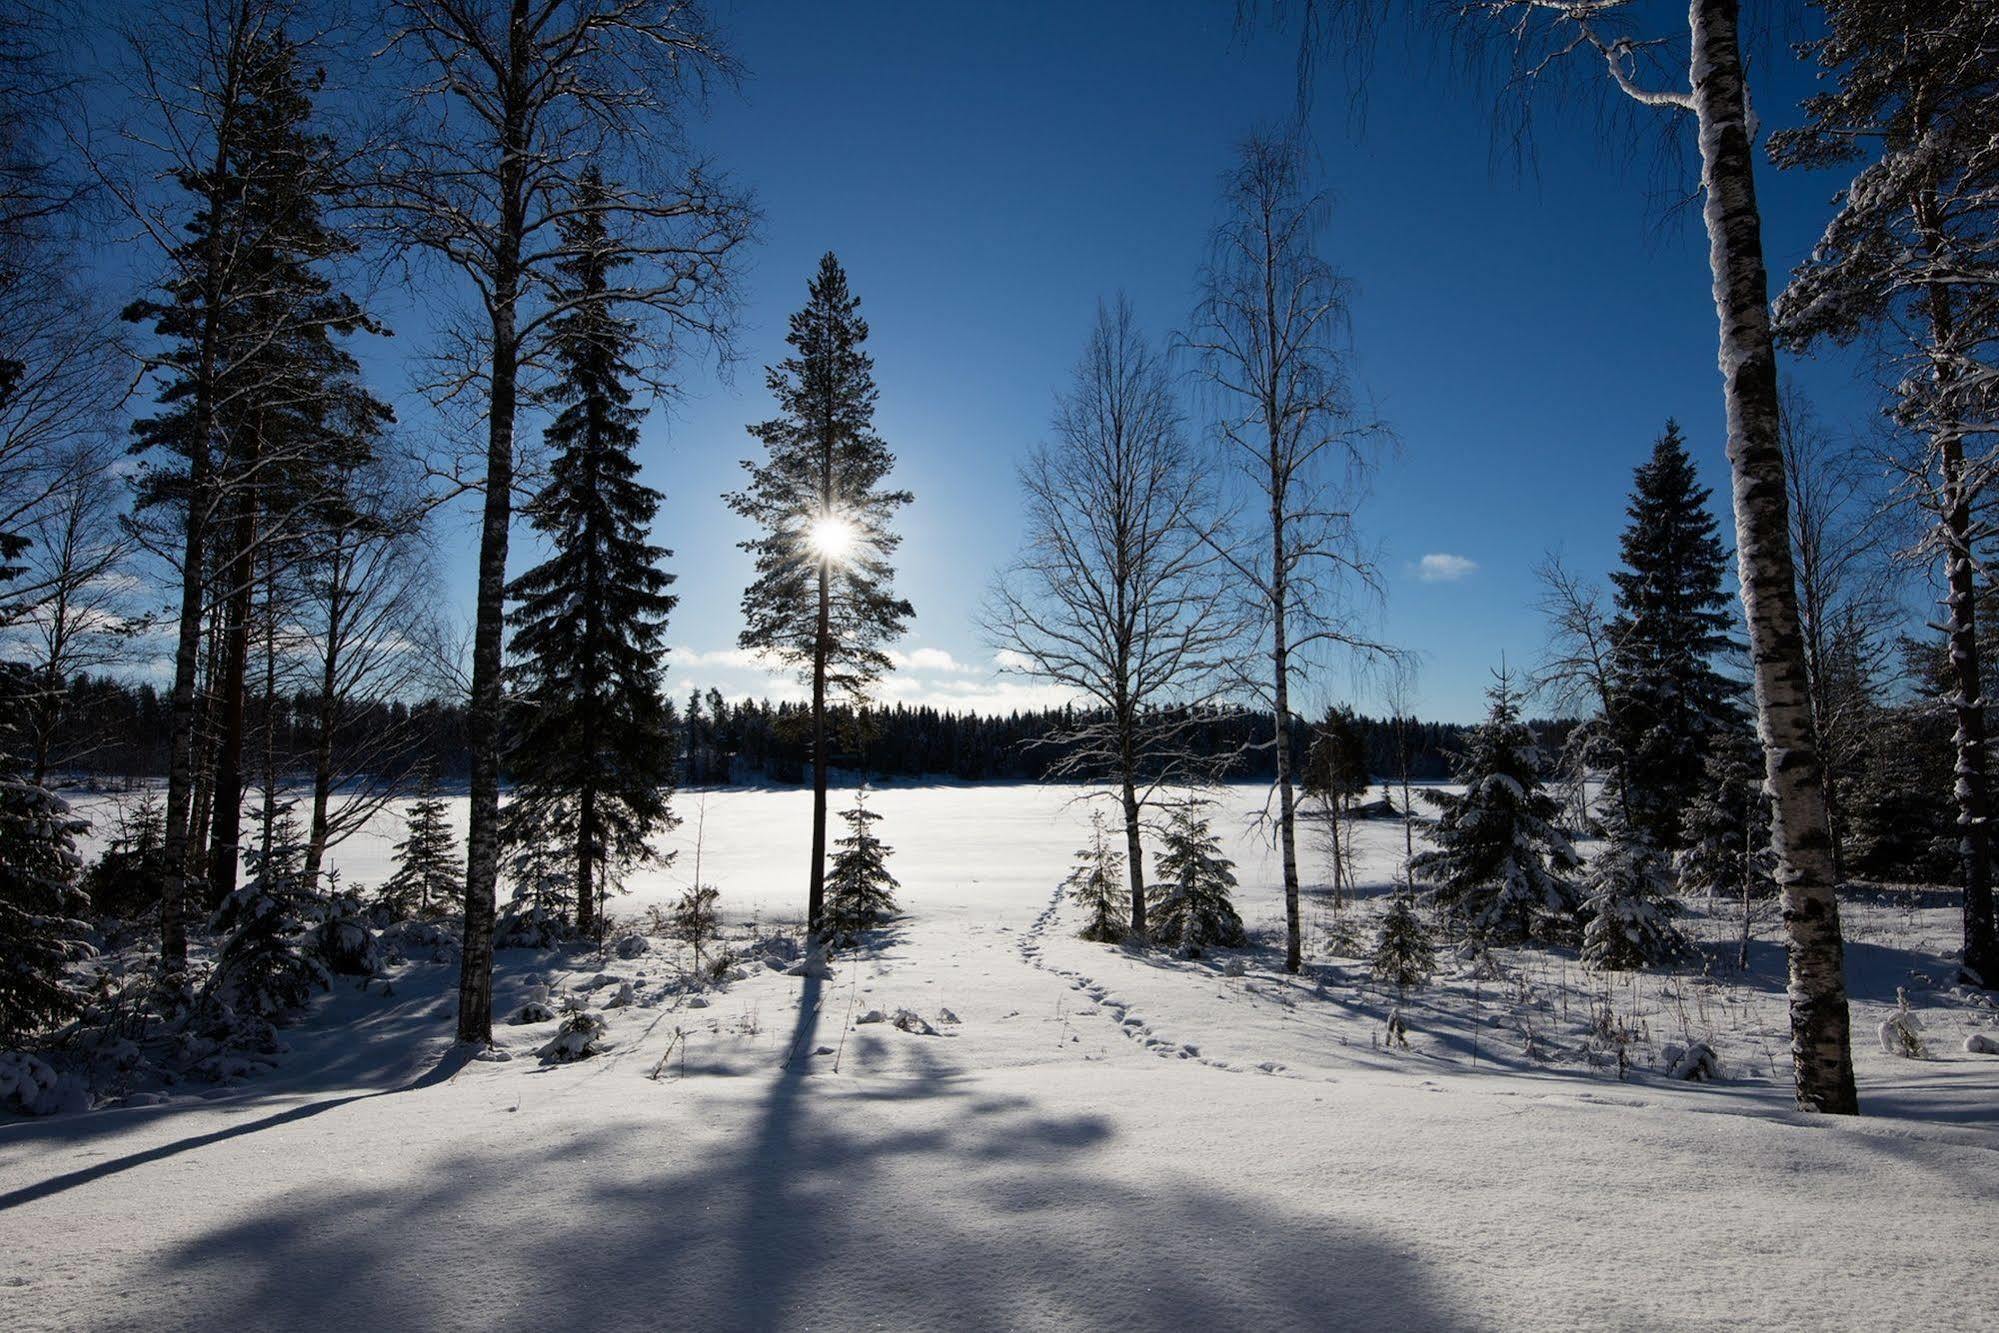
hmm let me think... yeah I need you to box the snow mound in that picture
[1965,1032,1999,1056]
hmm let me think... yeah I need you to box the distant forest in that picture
[47,674,1577,789]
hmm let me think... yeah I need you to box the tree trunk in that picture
[1120,770,1146,938]
[1689,0,1856,1113]
[809,558,829,935]
[206,496,255,907]
[576,788,596,939]
[1271,488,1302,974]
[302,542,344,890]
[1940,441,1996,983]
[457,313,516,1046]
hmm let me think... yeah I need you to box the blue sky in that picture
[379,0,1879,723]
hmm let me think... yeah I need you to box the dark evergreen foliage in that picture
[1148,805,1247,955]
[1411,670,1581,942]
[1371,893,1435,990]
[378,768,458,921]
[1604,422,1740,848]
[503,170,680,938]
[1065,812,1128,944]
[823,789,900,945]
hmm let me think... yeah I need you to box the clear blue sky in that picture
[392,0,1879,723]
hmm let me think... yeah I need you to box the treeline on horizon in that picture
[46,675,1574,789]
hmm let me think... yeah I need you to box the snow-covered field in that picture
[6,783,1999,1331]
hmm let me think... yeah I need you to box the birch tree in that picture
[1184,130,1389,974]
[985,296,1239,939]
[1262,0,1860,1111]
[379,0,751,1042]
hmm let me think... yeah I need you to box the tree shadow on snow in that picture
[130,970,1468,1332]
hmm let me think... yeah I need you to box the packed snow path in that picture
[6,784,1999,1330]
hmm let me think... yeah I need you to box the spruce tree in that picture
[0,749,91,1044]
[1411,668,1581,942]
[1065,812,1128,944]
[1680,738,1778,969]
[823,788,899,946]
[205,804,325,1027]
[727,253,912,935]
[504,170,680,940]
[1580,816,1687,970]
[379,768,458,921]
[1371,893,1435,991]
[1148,805,1248,955]
[1604,422,1739,849]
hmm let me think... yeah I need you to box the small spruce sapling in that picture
[822,788,899,945]
[206,808,327,1026]
[673,883,722,972]
[1065,812,1128,943]
[1149,805,1247,955]
[1371,893,1436,991]
[378,768,459,921]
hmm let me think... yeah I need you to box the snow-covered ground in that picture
[6,783,1998,1330]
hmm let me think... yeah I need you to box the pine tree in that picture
[1411,668,1581,942]
[1604,422,1740,849]
[823,788,899,946]
[1065,811,1128,944]
[1580,816,1687,970]
[727,253,912,935]
[504,170,680,941]
[379,768,458,921]
[1371,893,1435,991]
[1149,805,1248,955]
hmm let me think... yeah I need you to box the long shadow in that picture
[0,1042,476,1212]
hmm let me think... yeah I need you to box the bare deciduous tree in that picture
[985,296,1241,939]
[379,0,752,1042]
[1184,130,1392,975]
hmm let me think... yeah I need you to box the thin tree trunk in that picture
[809,558,829,935]
[576,788,596,939]
[1120,766,1145,938]
[207,496,255,907]
[1689,0,1856,1113]
[1272,489,1301,974]
[302,541,344,889]
[1940,440,1996,982]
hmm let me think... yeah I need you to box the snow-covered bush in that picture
[1963,1032,1999,1056]
[1064,811,1128,943]
[312,889,381,977]
[1371,894,1435,990]
[510,983,557,1026]
[1878,988,1926,1059]
[204,816,328,1027]
[540,1008,608,1062]
[1148,806,1247,956]
[1411,672,1580,943]
[671,882,722,964]
[823,789,899,945]
[1664,1040,1720,1081]
[1579,821,1686,970]
[495,904,569,950]
[0,1050,86,1116]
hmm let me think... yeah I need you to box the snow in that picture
[7,783,1999,1330]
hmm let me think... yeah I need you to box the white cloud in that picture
[889,647,974,674]
[1415,552,1478,583]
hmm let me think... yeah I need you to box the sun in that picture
[808,513,858,563]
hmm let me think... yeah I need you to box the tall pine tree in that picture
[727,253,912,936]
[1605,422,1739,849]
[503,170,680,940]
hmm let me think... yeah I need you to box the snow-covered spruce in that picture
[1411,669,1581,943]
[1064,811,1130,943]
[0,773,92,1044]
[1371,893,1435,990]
[1878,988,1927,1059]
[1147,805,1246,956]
[312,888,381,977]
[1579,820,1687,971]
[203,813,328,1028]
[376,767,458,921]
[823,788,899,945]
[670,882,722,966]
[539,1007,608,1062]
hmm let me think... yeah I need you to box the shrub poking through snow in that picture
[1149,806,1247,955]
[540,1007,608,1061]
[1065,812,1128,943]
[377,767,459,920]
[511,984,557,1025]
[312,885,381,977]
[823,789,899,945]
[205,813,328,1025]
[1579,818,1686,970]
[1665,1040,1721,1081]
[672,883,722,969]
[1412,669,1580,943]
[1371,893,1435,990]
[1878,987,1927,1059]
[0,773,92,1044]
